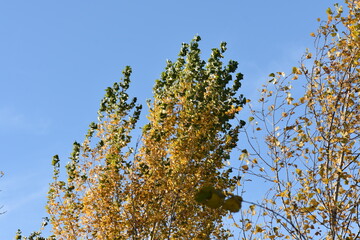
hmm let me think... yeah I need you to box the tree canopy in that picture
[13,1,360,239]
[44,36,246,240]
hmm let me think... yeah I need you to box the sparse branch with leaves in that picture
[237,1,360,239]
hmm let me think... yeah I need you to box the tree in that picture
[17,2,360,239]
[46,36,246,239]
[236,1,360,239]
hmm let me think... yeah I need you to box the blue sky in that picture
[0,0,337,238]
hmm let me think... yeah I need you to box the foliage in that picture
[237,1,360,239]
[14,1,360,239]
[14,218,55,240]
[45,36,246,239]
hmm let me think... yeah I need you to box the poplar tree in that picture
[46,36,246,239]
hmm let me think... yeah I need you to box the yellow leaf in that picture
[245,222,252,230]
[282,112,288,117]
[254,225,264,234]
[292,67,298,74]
[326,7,333,15]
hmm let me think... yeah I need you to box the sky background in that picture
[0,0,338,238]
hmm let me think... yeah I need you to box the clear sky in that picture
[0,0,337,238]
